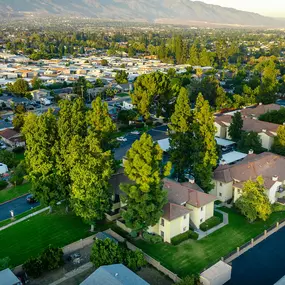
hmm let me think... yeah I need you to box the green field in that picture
[133,207,285,277]
[0,206,110,266]
[0,183,31,204]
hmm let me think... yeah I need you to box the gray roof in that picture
[80,264,149,285]
[0,269,21,285]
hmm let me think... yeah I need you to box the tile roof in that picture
[162,203,191,221]
[0,128,20,140]
[240,104,281,118]
[214,152,285,187]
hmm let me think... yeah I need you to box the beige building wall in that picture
[205,201,215,220]
[259,132,275,150]
[187,203,214,228]
[215,123,226,139]
[148,214,190,243]
[211,180,233,202]
[233,187,242,203]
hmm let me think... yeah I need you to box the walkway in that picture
[196,209,229,240]
[48,262,93,285]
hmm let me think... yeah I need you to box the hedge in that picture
[200,216,221,232]
[171,230,198,245]
[143,232,163,244]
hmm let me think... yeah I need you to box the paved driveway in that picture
[0,194,40,222]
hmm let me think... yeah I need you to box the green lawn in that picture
[0,206,111,266]
[0,183,31,204]
[116,93,129,98]
[133,207,285,277]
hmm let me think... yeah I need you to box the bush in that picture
[272,203,285,212]
[143,232,163,244]
[124,250,146,271]
[171,230,198,245]
[23,257,44,278]
[41,246,64,271]
[130,231,138,238]
[200,216,221,231]
[0,180,8,190]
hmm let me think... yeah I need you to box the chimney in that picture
[221,159,227,165]
[272,175,279,182]
[115,273,119,277]
[189,177,195,184]
[262,129,267,133]
[248,149,254,155]
[259,102,263,106]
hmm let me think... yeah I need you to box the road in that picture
[114,125,168,160]
[0,194,40,222]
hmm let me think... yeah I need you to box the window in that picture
[160,231,164,238]
[220,182,223,187]
[160,218,164,226]
[219,193,222,197]
[183,227,187,232]
[183,215,187,219]
[201,207,203,211]
[200,218,203,223]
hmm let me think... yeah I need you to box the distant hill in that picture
[0,0,284,27]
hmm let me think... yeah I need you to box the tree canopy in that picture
[228,112,243,142]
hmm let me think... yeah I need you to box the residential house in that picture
[215,115,280,150]
[240,103,282,119]
[212,152,285,204]
[148,179,216,242]
[0,268,21,285]
[80,264,149,285]
[0,129,25,148]
[30,89,51,101]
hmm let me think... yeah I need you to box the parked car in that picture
[26,194,37,204]
[116,136,127,142]
[130,131,140,135]
[0,142,7,149]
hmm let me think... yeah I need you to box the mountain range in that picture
[0,0,284,27]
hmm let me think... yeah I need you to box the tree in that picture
[169,87,193,181]
[238,131,263,154]
[0,150,17,168]
[31,76,42,90]
[189,43,199,66]
[73,76,88,99]
[120,133,171,233]
[118,110,138,124]
[101,59,108,66]
[200,48,212,67]
[259,108,285,125]
[12,104,26,131]
[271,125,285,156]
[10,160,26,186]
[7,79,29,96]
[228,112,243,142]
[177,275,200,285]
[41,246,64,271]
[192,94,218,192]
[115,70,128,84]
[22,110,59,209]
[87,97,117,151]
[69,133,113,228]
[235,176,272,222]
[131,72,174,119]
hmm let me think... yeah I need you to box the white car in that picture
[131,131,140,135]
[116,137,127,142]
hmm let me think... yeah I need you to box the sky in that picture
[196,0,285,17]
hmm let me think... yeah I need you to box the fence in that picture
[224,218,285,264]
[106,229,182,283]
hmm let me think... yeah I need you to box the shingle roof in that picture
[80,264,149,285]
[0,268,21,285]
[0,129,19,140]
[162,203,191,221]
[240,104,281,118]
[214,152,285,187]
[109,168,132,196]
[163,179,216,208]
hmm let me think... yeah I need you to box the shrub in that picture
[124,250,146,271]
[200,216,221,231]
[41,246,64,271]
[272,203,285,212]
[143,232,163,244]
[0,180,8,190]
[154,121,162,127]
[130,231,138,238]
[23,257,44,278]
[171,230,198,245]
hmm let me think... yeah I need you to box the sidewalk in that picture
[195,209,229,240]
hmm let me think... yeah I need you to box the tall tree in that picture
[271,125,285,156]
[69,133,113,230]
[115,70,128,84]
[235,176,272,222]
[228,112,243,142]
[31,76,43,90]
[238,131,263,154]
[120,133,171,233]
[87,97,117,152]
[189,43,199,66]
[192,94,218,192]
[22,110,59,210]
[169,87,193,181]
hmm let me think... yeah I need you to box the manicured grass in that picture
[0,206,111,267]
[0,183,31,204]
[133,207,285,277]
[116,93,129,98]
